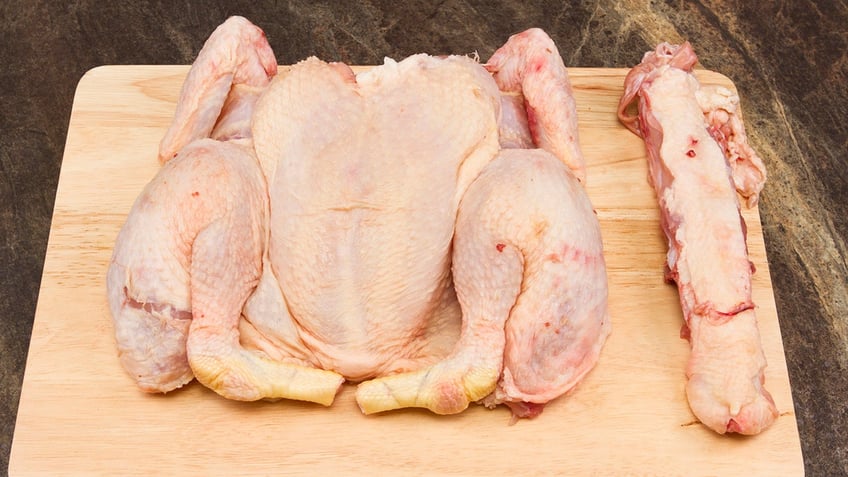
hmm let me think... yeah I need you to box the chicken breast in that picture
[252,53,502,383]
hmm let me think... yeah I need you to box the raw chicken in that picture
[485,28,587,182]
[254,52,502,393]
[355,30,609,416]
[107,17,344,403]
[617,42,777,435]
[107,17,610,419]
[355,147,609,417]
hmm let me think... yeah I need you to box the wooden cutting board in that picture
[9,65,804,476]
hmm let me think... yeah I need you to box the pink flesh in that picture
[486,28,586,183]
[110,19,609,416]
[505,400,546,420]
[618,42,777,435]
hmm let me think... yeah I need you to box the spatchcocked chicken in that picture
[107,17,610,418]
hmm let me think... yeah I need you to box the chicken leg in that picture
[107,16,344,403]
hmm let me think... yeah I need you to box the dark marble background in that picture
[2,1,846,475]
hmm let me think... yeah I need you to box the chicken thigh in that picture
[107,16,277,393]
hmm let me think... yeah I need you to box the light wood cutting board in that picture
[9,65,804,476]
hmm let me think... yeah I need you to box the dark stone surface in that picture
[1,1,845,475]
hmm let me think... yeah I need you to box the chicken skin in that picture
[107,17,610,419]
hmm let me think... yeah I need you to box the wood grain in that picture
[9,65,803,476]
